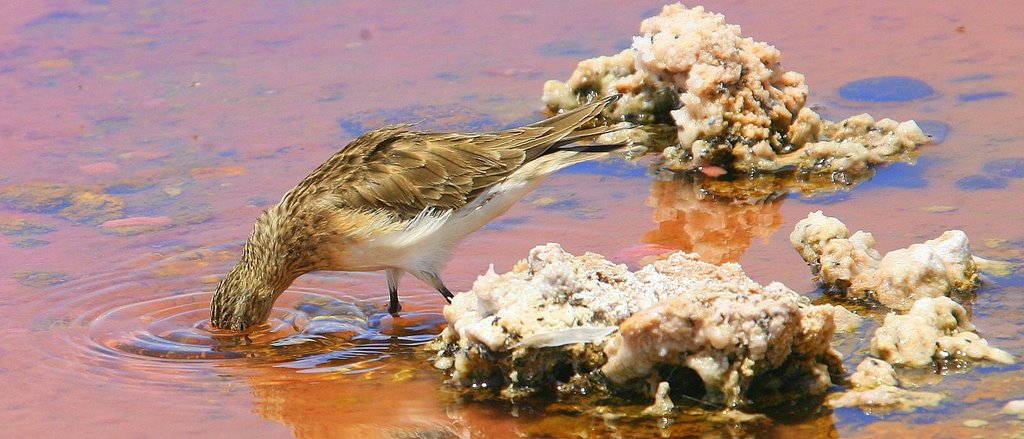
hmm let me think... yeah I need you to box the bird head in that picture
[210,207,307,331]
[209,261,281,331]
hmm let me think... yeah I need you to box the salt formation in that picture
[428,243,842,407]
[602,281,841,406]
[790,211,979,310]
[827,358,943,412]
[1002,400,1024,419]
[818,303,863,333]
[542,4,930,174]
[871,296,1015,367]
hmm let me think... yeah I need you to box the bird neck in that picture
[212,204,323,330]
[242,210,308,293]
[237,246,298,298]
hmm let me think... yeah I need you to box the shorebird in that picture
[210,95,625,330]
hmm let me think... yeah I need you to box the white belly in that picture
[331,150,593,276]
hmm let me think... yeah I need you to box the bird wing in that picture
[299,126,550,219]
[289,95,619,220]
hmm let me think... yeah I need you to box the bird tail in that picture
[514,94,626,161]
[526,93,620,129]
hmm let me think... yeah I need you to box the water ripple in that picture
[28,245,448,387]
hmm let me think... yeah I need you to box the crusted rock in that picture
[543,4,929,174]
[790,211,979,310]
[428,243,842,407]
[871,297,1015,367]
[827,357,943,412]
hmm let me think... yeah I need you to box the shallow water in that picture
[2,1,1023,438]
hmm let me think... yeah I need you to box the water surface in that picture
[2,1,1023,437]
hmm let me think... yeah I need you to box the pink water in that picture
[2,1,1023,437]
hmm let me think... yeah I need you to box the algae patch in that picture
[13,270,69,288]
[0,183,124,225]
[0,219,57,236]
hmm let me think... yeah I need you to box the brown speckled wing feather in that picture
[291,95,619,220]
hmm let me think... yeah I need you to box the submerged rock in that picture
[827,358,943,413]
[428,243,842,407]
[790,211,979,310]
[871,296,1015,367]
[542,4,929,175]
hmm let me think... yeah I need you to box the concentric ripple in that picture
[29,245,448,387]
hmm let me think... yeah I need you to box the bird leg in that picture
[386,268,403,315]
[417,271,454,304]
[438,284,454,304]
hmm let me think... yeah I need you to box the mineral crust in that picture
[790,211,979,310]
[871,296,1015,367]
[428,243,842,407]
[827,357,943,412]
[542,4,930,174]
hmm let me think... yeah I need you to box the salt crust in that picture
[829,296,1016,414]
[790,210,978,310]
[1002,400,1024,419]
[429,243,842,407]
[871,296,1015,367]
[543,4,929,173]
[827,358,943,412]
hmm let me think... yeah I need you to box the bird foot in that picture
[388,301,402,316]
[438,286,454,303]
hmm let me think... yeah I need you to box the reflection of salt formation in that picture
[827,358,943,413]
[429,243,842,407]
[790,211,979,310]
[871,297,1014,367]
[234,305,454,439]
[248,364,458,439]
[644,177,784,264]
[543,4,929,174]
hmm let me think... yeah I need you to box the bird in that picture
[210,94,626,331]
